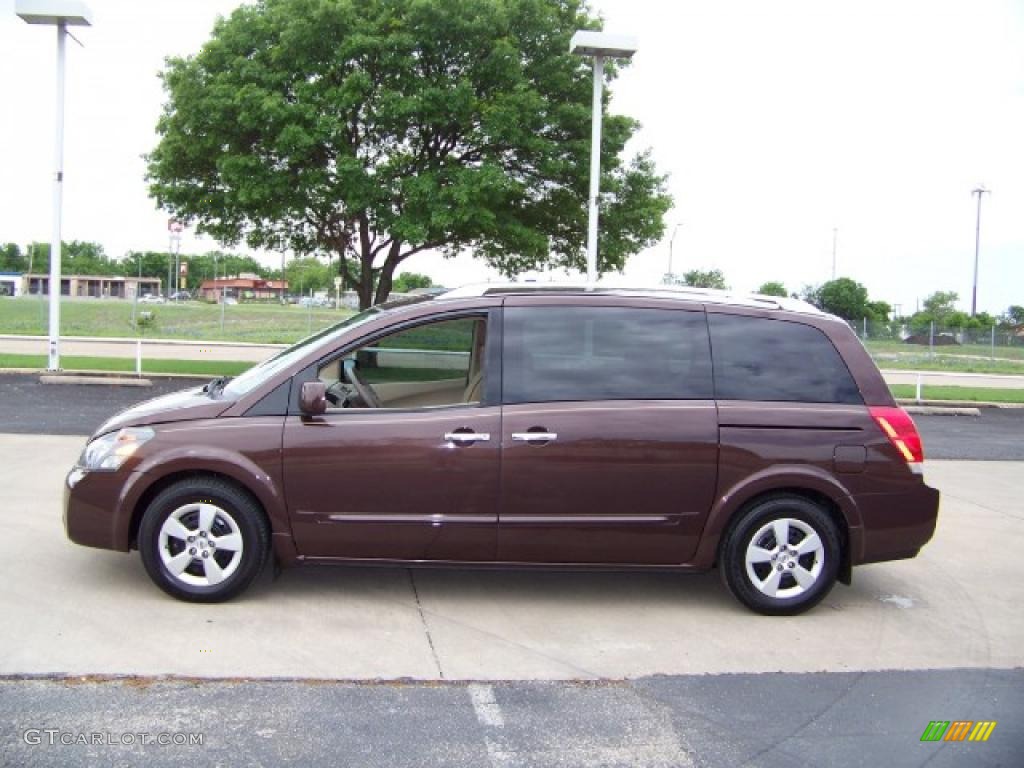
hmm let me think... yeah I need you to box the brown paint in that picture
[64,288,939,584]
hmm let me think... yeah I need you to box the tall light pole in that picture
[970,186,990,316]
[570,30,638,284]
[16,0,93,371]
[667,222,682,279]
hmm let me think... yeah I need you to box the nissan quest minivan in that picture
[64,284,939,615]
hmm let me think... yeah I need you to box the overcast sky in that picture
[1,0,1021,315]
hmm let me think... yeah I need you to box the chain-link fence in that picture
[853,318,1024,369]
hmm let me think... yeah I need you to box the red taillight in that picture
[869,406,924,464]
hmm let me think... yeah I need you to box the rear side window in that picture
[709,314,862,404]
[503,306,713,403]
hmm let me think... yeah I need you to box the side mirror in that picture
[299,380,327,416]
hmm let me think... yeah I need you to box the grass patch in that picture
[865,338,1024,361]
[889,384,1024,404]
[0,353,252,377]
[0,297,353,344]
[875,356,1024,375]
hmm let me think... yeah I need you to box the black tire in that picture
[720,494,841,616]
[138,477,271,603]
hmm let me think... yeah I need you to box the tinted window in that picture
[708,314,861,404]
[503,306,713,403]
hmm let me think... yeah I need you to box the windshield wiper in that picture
[203,376,230,397]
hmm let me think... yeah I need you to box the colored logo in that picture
[920,721,997,742]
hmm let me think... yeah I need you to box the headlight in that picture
[78,427,155,471]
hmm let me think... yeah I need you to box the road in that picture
[1,371,1022,459]
[2,670,1020,767]
[1,375,1021,766]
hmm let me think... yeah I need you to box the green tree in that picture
[393,272,433,293]
[22,241,121,276]
[797,283,823,308]
[756,281,787,297]
[0,243,27,272]
[921,291,959,324]
[866,300,891,322]
[1005,305,1024,325]
[285,256,332,295]
[665,268,727,289]
[818,277,870,322]
[146,0,671,309]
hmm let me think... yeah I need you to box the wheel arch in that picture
[128,470,272,551]
[693,468,863,585]
[716,488,853,586]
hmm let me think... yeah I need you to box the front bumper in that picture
[63,467,144,552]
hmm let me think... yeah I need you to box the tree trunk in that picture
[373,241,402,307]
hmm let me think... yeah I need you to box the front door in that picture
[497,301,719,565]
[283,313,500,562]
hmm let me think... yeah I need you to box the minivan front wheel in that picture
[138,478,270,603]
[721,495,840,616]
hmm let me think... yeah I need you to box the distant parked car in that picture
[298,296,330,307]
[169,291,192,301]
[221,296,238,305]
[138,294,165,304]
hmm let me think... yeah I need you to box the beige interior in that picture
[317,316,488,409]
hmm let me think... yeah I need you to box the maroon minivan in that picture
[64,285,939,614]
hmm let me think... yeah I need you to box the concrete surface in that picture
[0,335,282,363]
[0,433,1021,681]
[2,669,1021,768]
[40,375,152,387]
[884,369,1024,389]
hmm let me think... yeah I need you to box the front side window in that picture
[708,313,862,404]
[317,316,487,409]
[502,306,713,404]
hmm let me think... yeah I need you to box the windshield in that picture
[221,297,434,399]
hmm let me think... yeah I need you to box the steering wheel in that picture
[344,360,383,408]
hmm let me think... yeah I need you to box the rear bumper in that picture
[853,482,940,565]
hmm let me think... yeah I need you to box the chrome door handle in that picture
[444,432,490,444]
[511,432,558,443]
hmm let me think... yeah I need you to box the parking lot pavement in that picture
[2,669,1021,768]
[1,433,1021,682]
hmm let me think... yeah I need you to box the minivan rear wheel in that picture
[721,495,840,616]
[138,477,270,603]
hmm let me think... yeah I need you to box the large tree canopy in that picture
[146,0,671,308]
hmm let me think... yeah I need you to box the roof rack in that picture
[438,281,823,315]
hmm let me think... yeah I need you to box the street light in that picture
[570,29,638,284]
[16,0,93,371]
[970,186,990,317]
[667,222,682,278]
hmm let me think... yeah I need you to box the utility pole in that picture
[831,227,837,281]
[970,186,989,316]
[667,223,682,280]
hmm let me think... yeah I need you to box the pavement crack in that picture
[408,569,444,680]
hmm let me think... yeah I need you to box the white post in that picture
[47,21,67,371]
[585,55,605,284]
[916,373,922,403]
[135,339,142,376]
[991,324,995,360]
[929,321,935,358]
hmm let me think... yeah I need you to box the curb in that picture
[40,374,152,387]
[902,405,981,417]
[895,398,1024,409]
